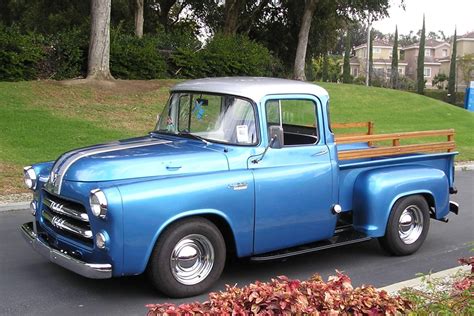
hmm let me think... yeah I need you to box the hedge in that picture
[0,26,283,81]
[0,25,44,81]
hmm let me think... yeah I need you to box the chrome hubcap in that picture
[170,234,214,285]
[398,205,424,244]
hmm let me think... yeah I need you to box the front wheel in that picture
[147,218,226,298]
[378,195,430,256]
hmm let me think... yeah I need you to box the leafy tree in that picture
[399,30,419,47]
[322,53,329,81]
[334,22,365,55]
[416,15,425,94]
[458,54,474,86]
[342,31,351,83]
[432,73,448,89]
[448,29,457,104]
[390,25,398,89]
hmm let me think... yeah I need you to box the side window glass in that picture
[265,99,318,146]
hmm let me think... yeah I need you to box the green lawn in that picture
[0,80,473,194]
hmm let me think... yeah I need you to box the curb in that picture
[378,265,471,294]
[454,162,474,171]
[0,201,30,213]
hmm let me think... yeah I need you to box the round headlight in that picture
[95,232,107,249]
[89,189,108,218]
[23,166,37,190]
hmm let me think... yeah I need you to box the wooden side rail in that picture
[332,121,374,137]
[336,129,455,144]
[337,129,455,160]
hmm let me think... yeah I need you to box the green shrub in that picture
[424,89,466,108]
[110,31,167,79]
[147,272,411,315]
[399,257,473,315]
[172,34,281,78]
[312,55,342,82]
[353,75,366,85]
[0,25,44,81]
[41,27,89,79]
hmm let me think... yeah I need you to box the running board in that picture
[250,231,371,262]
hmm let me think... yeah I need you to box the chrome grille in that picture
[41,192,92,243]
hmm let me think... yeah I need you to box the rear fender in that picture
[353,166,449,237]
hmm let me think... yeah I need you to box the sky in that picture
[372,0,474,36]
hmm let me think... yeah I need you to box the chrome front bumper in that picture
[20,222,112,279]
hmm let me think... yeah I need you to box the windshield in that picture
[155,92,258,145]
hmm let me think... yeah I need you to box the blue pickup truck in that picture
[21,77,459,297]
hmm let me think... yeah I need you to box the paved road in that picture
[1,171,472,316]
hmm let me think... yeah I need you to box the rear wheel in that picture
[379,195,430,256]
[147,218,226,298]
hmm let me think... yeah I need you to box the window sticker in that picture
[236,125,249,143]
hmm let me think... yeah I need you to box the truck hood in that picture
[51,136,229,184]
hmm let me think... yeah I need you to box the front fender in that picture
[116,170,254,275]
[353,166,449,237]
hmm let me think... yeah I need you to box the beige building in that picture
[347,33,473,90]
[403,39,451,88]
[439,32,474,90]
[350,40,407,81]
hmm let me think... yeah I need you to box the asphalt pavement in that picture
[0,170,472,316]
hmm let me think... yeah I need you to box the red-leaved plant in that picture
[146,271,411,315]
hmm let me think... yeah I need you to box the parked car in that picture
[21,77,459,297]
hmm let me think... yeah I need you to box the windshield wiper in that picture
[178,131,211,145]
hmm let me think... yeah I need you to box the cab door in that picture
[250,95,336,254]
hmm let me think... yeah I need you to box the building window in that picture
[374,68,385,77]
[442,49,448,57]
[351,67,359,77]
[398,67,404,75]
[424,49,431,57]
[423,67,431,77]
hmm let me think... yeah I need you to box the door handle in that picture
[166,165,182,171]
[312,148,329,157]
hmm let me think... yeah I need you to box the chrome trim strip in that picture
[43,210,92,239]
[20,222,112,279]
[51,139,171,194]
[228,182,248,191]
[43,197,89,222]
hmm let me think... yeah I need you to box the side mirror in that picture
[268,125,284,149]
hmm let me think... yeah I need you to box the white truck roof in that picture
[171,77,329,102]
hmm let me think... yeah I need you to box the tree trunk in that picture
[134,0,144,38]
[223,0,244,35]
[293,0,319,81]
[157,0,177,32]
[87,0,113,80]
